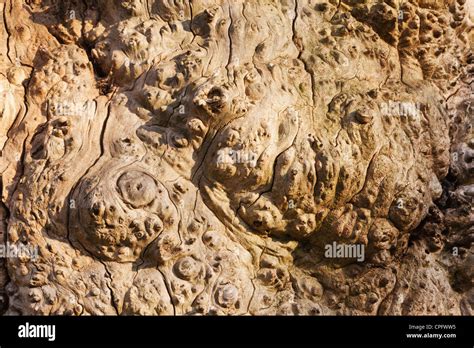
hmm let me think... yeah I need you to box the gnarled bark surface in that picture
[0,0,472,315]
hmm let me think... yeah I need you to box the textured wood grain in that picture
[0,0,472,315]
